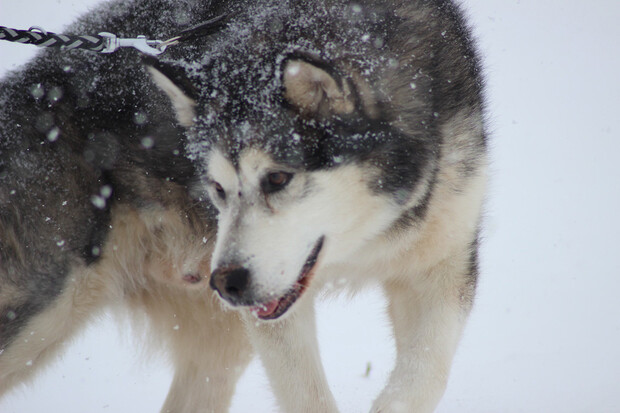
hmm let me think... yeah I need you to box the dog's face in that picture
[148,6,437,320]
[203,143,402,320]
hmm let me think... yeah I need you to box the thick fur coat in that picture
[0,1,486,412]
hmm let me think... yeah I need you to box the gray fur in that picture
[0,0,215,351]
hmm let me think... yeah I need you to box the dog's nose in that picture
[209,266,250,305]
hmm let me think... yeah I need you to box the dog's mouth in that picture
[250,236,324,320]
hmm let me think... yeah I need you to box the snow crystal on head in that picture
[174,0,391,169]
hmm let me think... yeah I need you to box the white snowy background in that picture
[1,0,619,411]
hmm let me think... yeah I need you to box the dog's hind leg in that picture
[0,265,110,397]
[242,298,339,413]
[371,256,475,413]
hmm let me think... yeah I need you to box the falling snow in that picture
[0,1,619,413]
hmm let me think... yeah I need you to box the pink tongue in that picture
[252,299,279,318]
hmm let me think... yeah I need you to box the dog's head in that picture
[147,4,438,320]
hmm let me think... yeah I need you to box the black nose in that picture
[209,266,250,305]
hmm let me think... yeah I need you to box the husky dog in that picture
[0,1,252,412]
[1,0,486,411]
[148,0,488,412]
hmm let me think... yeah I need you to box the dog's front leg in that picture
[157,299,252,413]
[242,298,339,413]
[372,262,473,413]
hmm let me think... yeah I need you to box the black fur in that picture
[154,0,485,204]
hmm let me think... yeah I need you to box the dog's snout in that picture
[224,267,250,296]
[210,266,250,305]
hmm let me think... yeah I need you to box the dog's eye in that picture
[268,172,290,186]
[213,181,226,200]
[263,172,293,194]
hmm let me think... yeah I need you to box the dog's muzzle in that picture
[209,266,253,306]
[209,236,325,320]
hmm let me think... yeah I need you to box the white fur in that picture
[207,148,402,304]
[153,57,487,413]
[147,66,196,127]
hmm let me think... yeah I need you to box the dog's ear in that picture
[282,59,355,118]
[145,59,197,127]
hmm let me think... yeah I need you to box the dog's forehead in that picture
[196,107,311,166]
[239,149,275,173]
[206,149,237,182]
[206,147,277,181]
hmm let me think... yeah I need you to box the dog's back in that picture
[0,0,187,358]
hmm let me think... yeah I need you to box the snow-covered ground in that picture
[1,0,619,411]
